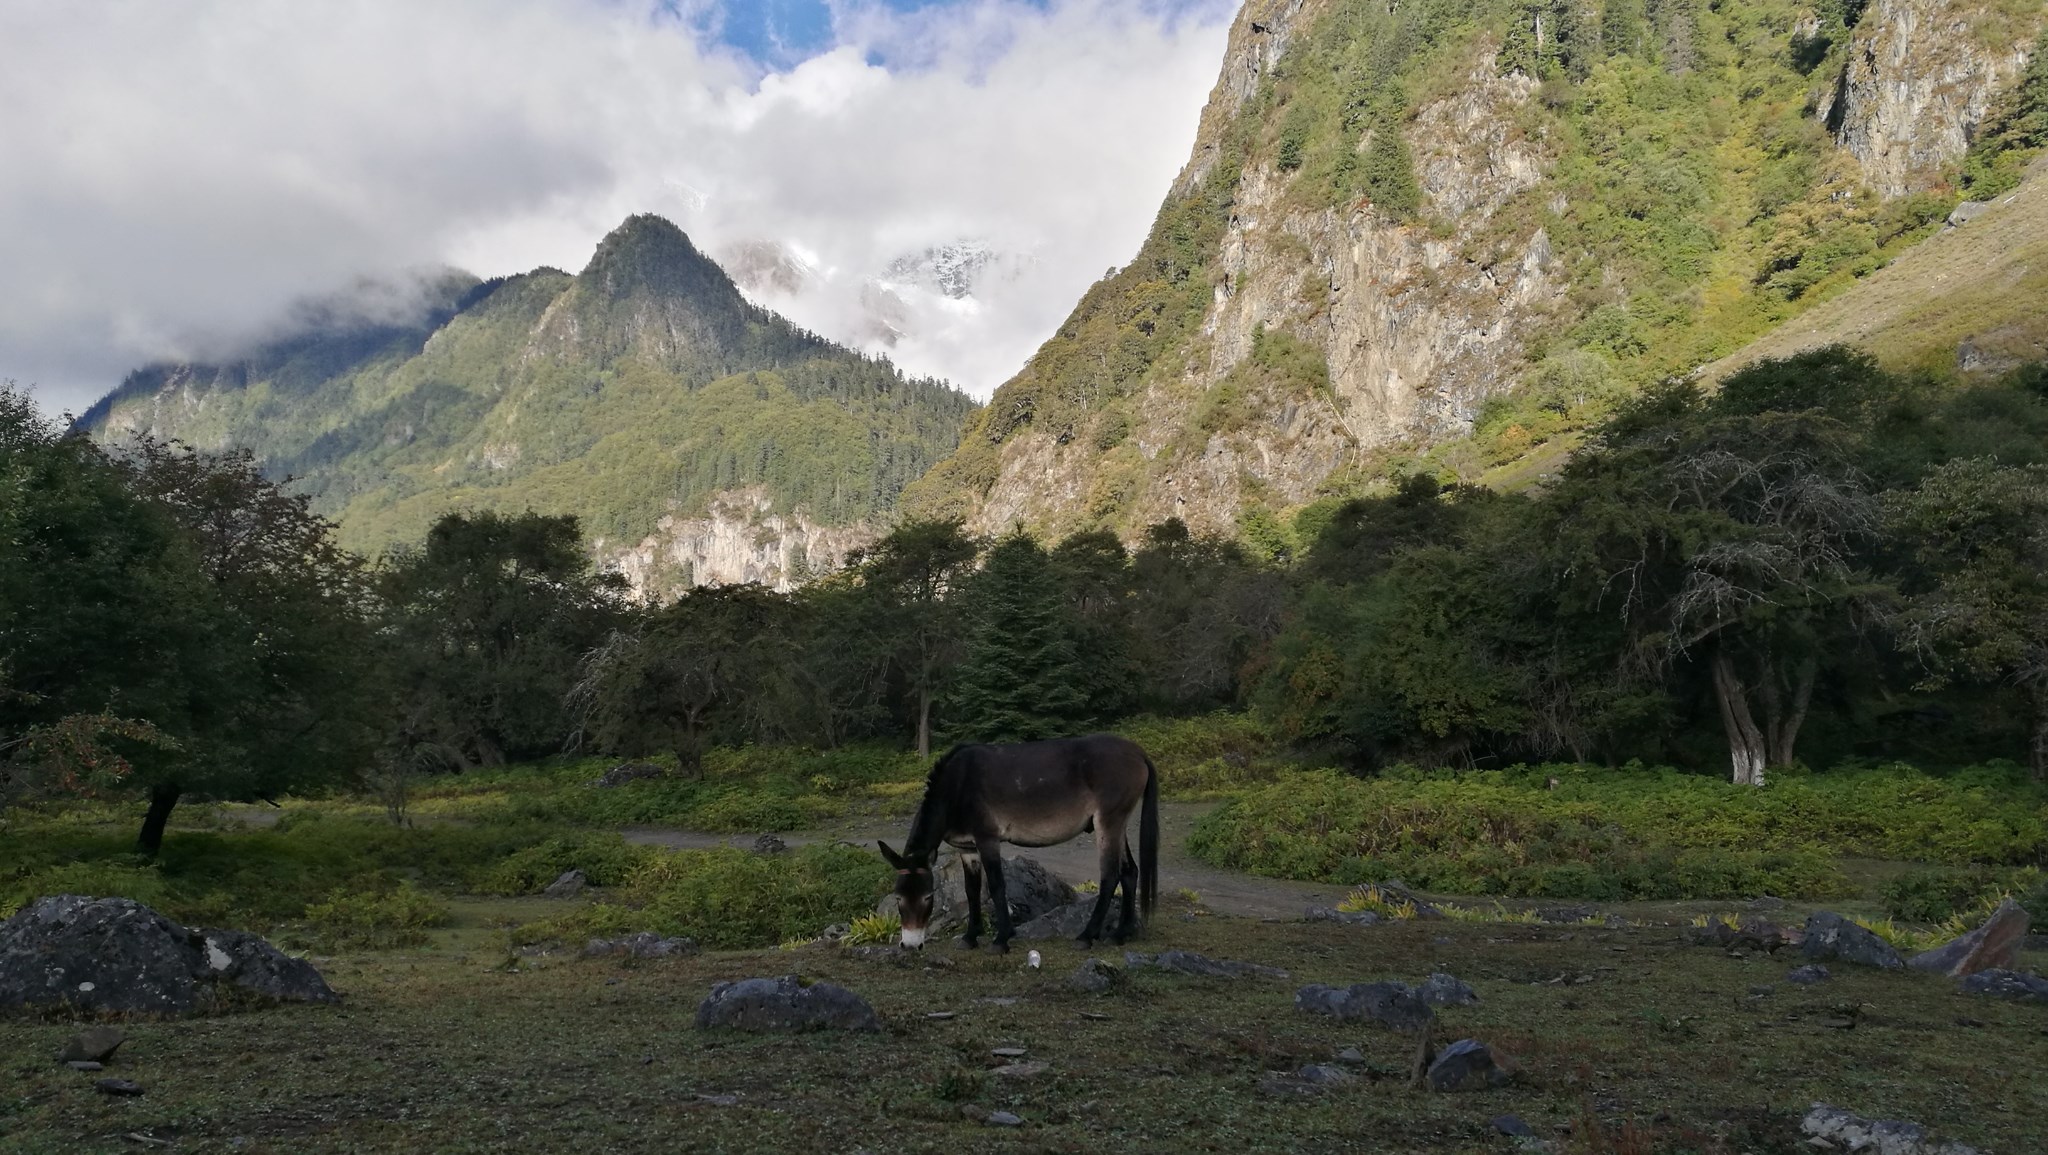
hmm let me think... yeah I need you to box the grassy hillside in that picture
[80,216,979,557]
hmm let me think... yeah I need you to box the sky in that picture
[0,0,1234,415]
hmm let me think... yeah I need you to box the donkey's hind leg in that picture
[978,837,1014,953]
[1076,820,1127,947]
[1111,845,1140,943]
[959,853,984,949]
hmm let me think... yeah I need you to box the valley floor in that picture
[4,888,2044,1153]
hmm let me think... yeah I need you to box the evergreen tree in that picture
[1361,118,1422,220]
[948,534,1093,743]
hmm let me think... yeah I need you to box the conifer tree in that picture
[948,534,1092,743]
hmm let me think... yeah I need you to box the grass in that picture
[2,900,2043,1152]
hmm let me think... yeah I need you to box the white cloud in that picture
[0,0,1231,414]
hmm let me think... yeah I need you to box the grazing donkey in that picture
[878,734,1158,952]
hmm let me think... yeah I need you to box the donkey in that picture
[878,733,1159,952]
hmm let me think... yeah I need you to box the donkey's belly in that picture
[998,805,1096,848]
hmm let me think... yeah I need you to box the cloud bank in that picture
[0,0,1232,414]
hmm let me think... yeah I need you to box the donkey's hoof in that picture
[1073,935,1096,948]
[990,941,1011,954]
[956,936,980,951]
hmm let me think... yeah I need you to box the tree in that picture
[949,533,1093,743]
[854,519,981,757]
[575,584,796,771]
[1049,530,1139,722]
[1887,459,2048,778]
[380,511,623,770]
[1128,520,1282,712]
[1546,378,1883,784]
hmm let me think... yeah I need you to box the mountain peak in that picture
[580,213,738,305]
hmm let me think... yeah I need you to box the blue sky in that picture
[707,0,961,65]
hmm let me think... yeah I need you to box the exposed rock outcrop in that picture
[603,487,873,598]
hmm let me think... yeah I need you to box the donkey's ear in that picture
[877,841,905,869]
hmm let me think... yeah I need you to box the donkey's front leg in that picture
[977,838,1013,953]
[958,852,984,949]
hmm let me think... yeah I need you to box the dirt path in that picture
[621,801,1346,919]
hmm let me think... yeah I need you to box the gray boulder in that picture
[1947,200,1991,228]
[1909,899,2029,978]
[694,975,880,1032]
[1426,1038,1513,1092]
[1070,957,1119,993]
[1295,981,1434,1033]
[1416,972,1479,1007]
[1013,894,1131,942]
[1802,1103,1982,1155]
[58,1027,124,1064]
[542,870,587,898]
[1786,964,1831,985]
[1957,968,2048,1003]
[583,932,698,959]
[1801,912,1904,969]
[751,834,789,855]
[0,896,337,1016]
[878,854,1075,932]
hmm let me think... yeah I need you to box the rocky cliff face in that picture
[603,487,875,600]
[1826,0,2038,197]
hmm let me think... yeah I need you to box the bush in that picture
[540,844,890,950]
[3,859,170,916]
[1188,768,1863,900]
[472,833,649,895]
[1117,713,1293,799]
[302,881,451,950]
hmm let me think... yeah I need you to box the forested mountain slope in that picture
[79,216,978,595]
[903,0,2048,541]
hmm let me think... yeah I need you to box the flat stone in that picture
[542,870,587,898]
[986,1111,1023,1127]
[1426,1038,1512,1092]
[991,1047,1028,1058]
[1295,981,1433,1033]
[693,975,880,1032]
[58,1026,125,1064]
[1129,949,1288,980]
[1304,906,1380,926]
[1910,900,2029,978]
[1787,965,1831,986]
[990,1061,1047,1079]
[1416,972,1478,1007]
[1957,968,2048,1003]
[583,932,698,959]
[1492,1114,1537,1137]
[1294,1063,1354,1085]
[94,1079,145,1097]
[65,1061,103,1072]
[924,1011,956,1020]
[1802,1103,1982,1155]
[1801,913,1903,970]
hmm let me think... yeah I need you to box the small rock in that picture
[95,1079,145,1096]
[1957,968,2048,1003]
[1293,1063,1354,1085]
[1492,1114,1538,1137]
[1334,1046,1366,1063]
[1801,913,1903,969]
[1304,906,1380,926]
[543,870,587,899]
[1070,958,1119,993]
[991,1047,1028,1058]
[1131,949,1288,980]
[1787,965,1831,985]
[1416,972,1478,1007]
[59,1026,125,1064]
[1802,1102,1982,1155]
[687,1092,740,1108]
[750,833,788,855]
[1694,917,1789,952]
[1295,981,1434,1033]
[1078,1011,1109,1021]
[1909,899,2029,978]
[977,996,1018,1006]
[65,1061,103,1072]
[1538,906,1596,925]
[925,1011,957,1020]
[1947,200,1991,228]
[990,1061,1047,1079]
[985,1111,1023,1127]
[1426,1038,1513,1092]
[583,932,698,959]
[1749,985,1777,996]
[694,975,880,1032]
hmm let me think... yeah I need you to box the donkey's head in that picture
[877,841,934,948]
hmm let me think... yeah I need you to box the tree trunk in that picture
[916,687,932,761]
[1764,654,1817,769]
[1710,649,1768,787]
[138,783,182,856]
[2030,682,2048,783]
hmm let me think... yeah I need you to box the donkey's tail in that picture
[1139,752,1160,921]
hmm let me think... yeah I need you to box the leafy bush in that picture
[1117,712,1292,799]
[472,833,650,895]
[842,913,900,945]
[302,881,450,950]
[3,859,170,916]
[546,844,890,950]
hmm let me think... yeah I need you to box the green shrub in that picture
[541,844,890,950]
[1117,713,1292,799]
[472,833,650,895]
[302,881,451,950]
[4,859,170,915]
